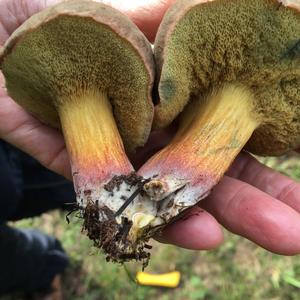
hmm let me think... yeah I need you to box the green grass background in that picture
[3,153,300,300]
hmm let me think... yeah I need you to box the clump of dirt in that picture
[82,173,152,267]
[82,201,151,266]
[104,172,143,192]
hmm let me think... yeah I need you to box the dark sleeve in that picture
[0,140,22,222]
[11,150,76,220]
[0,224,69,295]
[0,140,76,221]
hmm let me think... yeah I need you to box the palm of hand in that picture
[1,0,300,255]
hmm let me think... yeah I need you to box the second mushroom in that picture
[138,0,300,227]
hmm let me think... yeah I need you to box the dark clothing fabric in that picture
[0,140,76,295]
[0,140,76,221]
[0,225,69,295]
[0,141,21,221]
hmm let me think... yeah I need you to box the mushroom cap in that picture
[154,0,300,156]
[0,0,154,153]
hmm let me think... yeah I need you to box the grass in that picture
[2,152,300,300]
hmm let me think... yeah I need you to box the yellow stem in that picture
[141,84,260,185]
[58,89,132,185]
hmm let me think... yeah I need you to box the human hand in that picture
[1,0,300,256]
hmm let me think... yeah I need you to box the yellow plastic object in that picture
[136,271,181,288]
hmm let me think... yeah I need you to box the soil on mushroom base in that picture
[82,173,152,268]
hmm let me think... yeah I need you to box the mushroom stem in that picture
[58,89,133,199]
[59,90,155,262]
[140,84,260,205]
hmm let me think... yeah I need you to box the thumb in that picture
[0,0,175,44]
[0,0,59,45]
[101,0,176,42]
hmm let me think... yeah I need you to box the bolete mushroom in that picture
[136,0,300,230]
[0,1,155,263]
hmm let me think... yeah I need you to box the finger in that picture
[104,0,176,42]
[156,206,224,250]
[227,152,300,213]
[201,176,300,255]
[0,77,71,179]
[0,0,59,45]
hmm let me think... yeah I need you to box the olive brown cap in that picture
[0,0,154,152]
[154,0,300,156]
[137,0,300,239]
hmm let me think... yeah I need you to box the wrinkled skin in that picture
[1,0,300,255]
